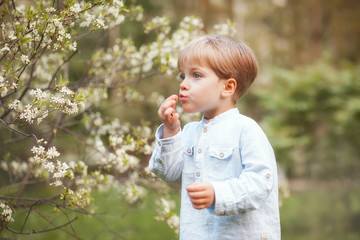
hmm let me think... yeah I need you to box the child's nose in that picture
[180,78,189,90]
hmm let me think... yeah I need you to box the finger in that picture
[191,202,208,210]
[160,95,178,108]
[160,100,176,113]
[189,197,208,205]
[158,104,174,121]
[187,191,206,199]
[164,107,176,121]
[186,182,207,192]
[173,112,180,119]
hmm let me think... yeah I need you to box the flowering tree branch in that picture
[0,0,238,238]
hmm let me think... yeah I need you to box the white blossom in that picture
[80,12,94,27]
[44,161,55,173]
[0,203,14,223]
[45,7,56,13]
[167,215,180,234]
[0,44,10,52]
[93,19,106,29]
[123,183,146,203]
[9,31,17,40]
[69,41,77,51]
[113,0,124,7]
[109,135,123,146]
[69,3,82,14]
[8,100,20,110]
[21,54,30,64]
[19,104,39,123]
[31,145,45,156]
[30,88,48,100]
[59,86,75,96]
[47,146,60,159]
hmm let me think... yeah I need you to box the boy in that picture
[149,35,281,240]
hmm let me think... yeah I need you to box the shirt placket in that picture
[194,120,210,182]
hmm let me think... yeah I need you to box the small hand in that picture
[186,182,215,210]
[158,94,181,138]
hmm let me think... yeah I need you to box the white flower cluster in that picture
[97,146,139,173]
[141,16,205,76]
[19,104,41,124]
[8,99,20,110]
[17,85,84,124]
[30,88,48,100]
[17,89,50,123]
[84,112,154,173]
[21,54,30,64]
[0,75,18,97]
[50,86,85,115]
[76,0,128,29]
[155,197,180,235]
[123,183,146,204]
[144,16,170,34]
[0,202,14,223]
[0,160,28,178]
[30,145,72,187]
[60,187,92,208]
[213,20,238,38]
[69,3,82,14]
[0,44,10,53]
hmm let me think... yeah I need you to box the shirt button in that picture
[220,212,225,216]
[203,128,207,133]
[219,152,224,158]
[157,141,161,146]
[205,119,210,124]
[266,173,271,179]
[196,172,200,177]
[241,211,246,214]
[197,148,202,153]
[187,149,192,154]
[159,161,164,166]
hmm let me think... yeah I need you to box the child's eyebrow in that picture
[178,63,207,73]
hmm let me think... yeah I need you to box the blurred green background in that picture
[2,0,360,239]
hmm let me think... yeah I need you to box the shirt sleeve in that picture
[211,122,277,216]
[148,124,184,183]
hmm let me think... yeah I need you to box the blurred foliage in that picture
[251,59,360,179]
[280,180,360,240]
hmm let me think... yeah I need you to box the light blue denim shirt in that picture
[149,108,281,240]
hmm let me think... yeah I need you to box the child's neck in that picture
[203,105,235,120]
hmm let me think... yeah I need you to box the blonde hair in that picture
[178,35,258,100]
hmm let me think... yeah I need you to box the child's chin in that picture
[182,108,195,114]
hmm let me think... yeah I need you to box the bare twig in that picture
[57,207,81,239]
[0,119,39,143]
[20,202,36,232]
[5,217,78,235]
[33,208,80,239]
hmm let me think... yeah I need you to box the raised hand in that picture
[158,94,181,138]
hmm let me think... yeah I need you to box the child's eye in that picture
[193,73,201,78]
[179,74,185,81]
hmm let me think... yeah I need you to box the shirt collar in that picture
[201,108,239,125]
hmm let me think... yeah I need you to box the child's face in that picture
[178,61,227,119]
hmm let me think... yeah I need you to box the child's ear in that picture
[222,78,237,98]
